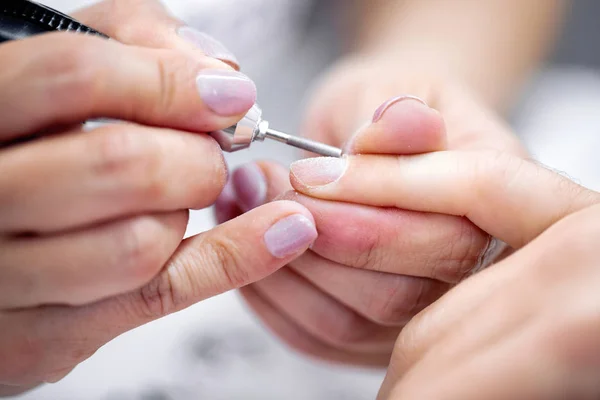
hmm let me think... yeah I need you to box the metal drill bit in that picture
[264,128,343,158]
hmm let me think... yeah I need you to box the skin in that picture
[0,0,317,394]
[285,114,600,398]
[219,0,569,366]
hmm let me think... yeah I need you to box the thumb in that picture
[345,95,447,155]
[5,201,316,384]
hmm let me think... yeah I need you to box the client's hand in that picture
[216,90,520,366]
[366,153,600,399]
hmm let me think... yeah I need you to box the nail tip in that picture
[290,157,347,188]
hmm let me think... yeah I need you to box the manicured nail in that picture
[290,157,347,187]
[196,69,257,116]
[372,95,428,123]
[214,178,237,223]
[178,26,239,68]
[232,163,267,212]
[264,214,318,258]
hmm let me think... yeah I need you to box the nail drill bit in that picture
[210,105,343,157]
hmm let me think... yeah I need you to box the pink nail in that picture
[232,163,267,212]
[372,95,429,123]
[290,157,347,187]
[214,178,238,223]
[264,214,317,258]
[178,26,239,68]
[196,70,257,116]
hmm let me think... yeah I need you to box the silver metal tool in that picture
[211,105,343,158]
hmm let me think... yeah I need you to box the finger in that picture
[0,211,187,309]
[214,160,289,223]
[289,251,450,327]
[344,96,447,155]
[229,161,490,281]
[73,0,239,69]
[277,191,489,283]
[3,201,317,382]
[0,124,226,233]
[384,204,600,383]
[250,268,400,353]
[240,286,392,367]
[0,34,255,141]
[235,160,292,211]
[290,152,600,248]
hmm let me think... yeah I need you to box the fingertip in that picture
[346,95,447,155]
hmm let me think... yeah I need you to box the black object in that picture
[0,0,107,43]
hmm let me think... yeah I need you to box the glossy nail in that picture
[264,214,318,258]
[178,26,239,68]
[232,163,267,212]
[290,157,347,187]
[196,69,257,116]
[372,95,429,123]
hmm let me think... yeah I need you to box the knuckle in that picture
[366,277,428,326]
[139,270,177,318]
[469,151,527,201]
[41,40,104,111]
[90,127,167,202]
[431,219,486,282]
[136,232,250,319]
[151,52,192,118]
[187,138,228,209]
[203,236,248,289]
[116,217,165,282]
[345,227,384,271]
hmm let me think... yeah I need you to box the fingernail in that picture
[232,163,267,212]
[178,26,239,69]
[290,157,347,187]
[264,214,317,258]
[372,95,429,123]
[214,178,237,223]
[196,69,257,116]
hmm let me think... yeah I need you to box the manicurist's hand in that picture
[0,0,317,394]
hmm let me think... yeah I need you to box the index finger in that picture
[0,34,255,141]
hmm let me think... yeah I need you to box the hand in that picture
[216,59,527,366]
[0,0,317,392]
[351,153,600,399]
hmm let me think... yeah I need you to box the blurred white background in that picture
[8,0,600,399]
